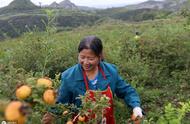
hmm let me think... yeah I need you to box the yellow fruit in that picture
[134,35,140,41]
[78,115,85,122]
[43,89,56,105]
[5,101,26,124]
[66,120,73,124]
[37,77,52,88]
[62,110,69,115]
[16,85,32,100]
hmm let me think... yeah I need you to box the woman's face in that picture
[78,49,100,72]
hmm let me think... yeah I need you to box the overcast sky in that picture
[0,0,164,8]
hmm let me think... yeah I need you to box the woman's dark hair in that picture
[78,35,103,57]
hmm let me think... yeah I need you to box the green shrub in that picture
[157,101,190,124]
[10,31,77,78]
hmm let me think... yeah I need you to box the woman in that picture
[42,35,143,124]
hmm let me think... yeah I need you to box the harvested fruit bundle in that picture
[4,77,58,123]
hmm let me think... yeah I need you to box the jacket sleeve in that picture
[56,72,72,104]
[115,71,141,108]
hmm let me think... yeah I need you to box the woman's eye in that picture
[80,56,85,59]
[89,58,95,61]
[79,56,96,61]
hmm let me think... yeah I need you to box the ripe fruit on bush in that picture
[78,115,85,122]
[37,77,52,88]
[134,35,140,41]
[16,85,32,100]
[5,101,26,124]
[62,110,69,115]
[66,120,73,124]
[43,89,56,105]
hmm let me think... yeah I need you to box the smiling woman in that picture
[42,35,143,124]
[78,36,103,80]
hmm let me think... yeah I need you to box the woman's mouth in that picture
[83,65,92,70]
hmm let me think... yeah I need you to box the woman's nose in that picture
[83,58,89,64]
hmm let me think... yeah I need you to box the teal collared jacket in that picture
[57,61,140,108]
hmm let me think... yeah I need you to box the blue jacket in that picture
[57,61,140,108]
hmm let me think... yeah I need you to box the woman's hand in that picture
[133,107,143,118]
[42,112,54,124]
[130,107,143,124]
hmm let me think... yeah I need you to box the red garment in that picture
[82,65,115,124]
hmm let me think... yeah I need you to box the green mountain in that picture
[0,0,38,14]
[124,0,189,11]
[96,7,172,22]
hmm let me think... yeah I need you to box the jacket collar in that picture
[99,61,111,77]
[74,64,84,81]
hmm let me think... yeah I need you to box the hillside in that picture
[0,0,189,41]
[0,10,100,40]
[0,0,39,14]
[96,7,172,22]
[125,0,189,11]
[125,0,164,10]
[49,0,77,9]
[48,0,96,11]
